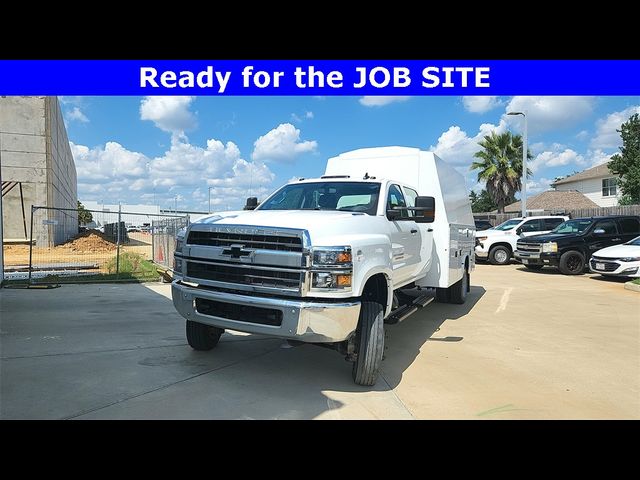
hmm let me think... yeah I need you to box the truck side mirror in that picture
[386,208,401,221]
[413,196,435,223]
[516,227,523,235]
[244,197,258,210]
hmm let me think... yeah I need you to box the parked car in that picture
[515,215,640,275]
[127,226,141,233]
[589,235,640,278]
[475,216,568,265]
[474,219,493,231]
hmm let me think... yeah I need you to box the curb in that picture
[624,281,640,292]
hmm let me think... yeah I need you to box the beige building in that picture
[0,96,77,246]
[552,162,620,207]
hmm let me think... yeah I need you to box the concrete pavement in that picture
[1,264,638,419]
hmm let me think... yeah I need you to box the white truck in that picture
[474,215,569,265]
[172,147,475,386]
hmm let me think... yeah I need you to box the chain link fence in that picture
[2,206,188,284]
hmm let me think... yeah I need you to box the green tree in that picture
[470,131,532,213]
[469,189,498,213]
[78,201,93,225]
[609,113,640,205]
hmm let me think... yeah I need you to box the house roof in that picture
[552,162,615,186]
[502,190,599,213]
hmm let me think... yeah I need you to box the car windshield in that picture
[493,219,521,231]
[551,219,593,234]
[626,235,640,246]
[258,181,381,215]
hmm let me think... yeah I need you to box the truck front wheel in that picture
[489,245,511,265]
[558,250,585,275]
[352,302,385,386]
[186,321,224,351]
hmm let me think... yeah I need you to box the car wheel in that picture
[559,250,585,275]
[489,246,511,265]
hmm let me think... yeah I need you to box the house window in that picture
[602,178,617,197]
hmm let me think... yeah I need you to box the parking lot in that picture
[1,263,638,419]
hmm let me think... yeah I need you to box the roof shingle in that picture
[502,190,599,213]
[552,162,615,185]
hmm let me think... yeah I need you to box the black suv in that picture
[514,215,640,275]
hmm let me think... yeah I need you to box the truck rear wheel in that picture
[186,321,223,351]
[558,250,585,275]
[352,302,385,386]
[449,268,469,304]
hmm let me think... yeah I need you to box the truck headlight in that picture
[620,257,640,262]
[175,228,186,253]
[312,272,352,289]
[312,247,352,266]
[477,236,488,242]
[542,242,558,253]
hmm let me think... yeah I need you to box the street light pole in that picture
[507,111,528,217]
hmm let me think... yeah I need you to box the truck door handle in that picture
[427,228,433,232]
[411,229,418,234]
[612,238,621,241]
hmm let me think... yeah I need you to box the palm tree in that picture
[470,131,532,213]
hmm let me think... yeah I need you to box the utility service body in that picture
[139,65,491,93]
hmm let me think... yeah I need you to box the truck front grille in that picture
[186,261,302,291]
[188,231,303,252]
[517,242,541,253]
[195,298,283,326]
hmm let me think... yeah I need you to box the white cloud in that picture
[72,135,275,210]
[359,96,411,107]
[526,177,553,194]
[305,111,314,119]
[587,149,613,167]
[590,105,640,149]
[462,96,502,113]
[505,96,595,133]
[429,119,508,166]
[140,96,197,133]
[530,148,585,173]
[66,106,89,123]
[252,123,318,163]
[576,130,589,141]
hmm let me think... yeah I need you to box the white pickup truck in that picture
[474,215,569,265]
[172,147,475,385]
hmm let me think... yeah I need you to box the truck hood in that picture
[518,233,576,243]
[194,210,380,244]
[474,228,515,238]
[593,243,640,258]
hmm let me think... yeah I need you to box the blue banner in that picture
[0,60,638,95]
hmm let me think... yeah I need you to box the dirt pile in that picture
[62,231,117,253]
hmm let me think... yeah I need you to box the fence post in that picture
[28,206,35,285]
[116,203,121,278]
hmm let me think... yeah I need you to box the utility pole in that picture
[507,111,528,217]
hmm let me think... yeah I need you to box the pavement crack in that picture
[379,372,416,420]
[61,346,281,420]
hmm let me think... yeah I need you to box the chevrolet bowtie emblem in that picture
[223,244,251,259]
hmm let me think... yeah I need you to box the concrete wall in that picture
[0,96,77,246]
[555,175,621,207]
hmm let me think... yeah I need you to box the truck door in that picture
[403,185,432,277]
[617,217,640,243]
[386,184,421,285]
[588,219,622,254]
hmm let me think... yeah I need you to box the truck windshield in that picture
[493,219,521,231]
[258,182,381,215]
[625,235,640,246]
[551,219,593,234]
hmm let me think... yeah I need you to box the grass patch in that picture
[633,279,640,285]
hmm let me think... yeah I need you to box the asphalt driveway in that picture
[1,264,638,419]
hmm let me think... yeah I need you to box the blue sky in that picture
[62,95,640,212]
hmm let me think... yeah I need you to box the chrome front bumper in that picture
[171,281,361,343]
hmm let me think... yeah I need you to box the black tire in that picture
[186,321,223,351]
[558,250,585,275]
[489,245,511,265]
[524,264,544,271]
[435,287,450,303]
[449,269,469,304]
[352,302,385,386]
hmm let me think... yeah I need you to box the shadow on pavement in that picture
[1,281,484,420]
